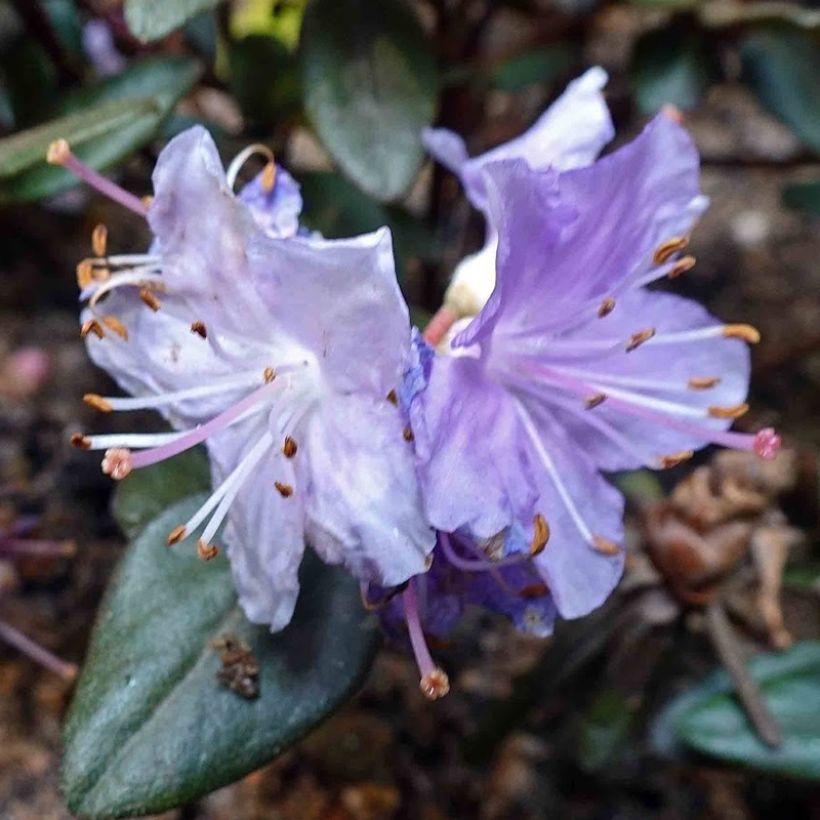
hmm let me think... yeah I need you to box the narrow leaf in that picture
[125,0,221,42]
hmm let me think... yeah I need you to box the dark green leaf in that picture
[487,46,574,92]
[42,0,84,57]
[124,0,222,43]
[632,23,719,114]
[659,641,820,779]
[229,35,301,128]
[741,27,820,154]
[0,36,58,126]
[300,0,438,201]
[783,179,820,216]
[577,690,634,772]
[62,495,379,817]
[112,448,210,539]
[0,57,199,203]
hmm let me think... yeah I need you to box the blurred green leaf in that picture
[124,0,221,42]
[630,0,700,8]
[42,0,83,56]
[300,0,438,201]
[659,641,820,779]
[782,179,820,216]
[0,56,199,203]
[741,27,820,154]
[62,494,379,818]
[231,0,307,49]
[577,690,634,772]
[229,35,301,127]
[112,447,210,539]
[0,35,58,126]
[486,46,574,92]
[632,23,719,114]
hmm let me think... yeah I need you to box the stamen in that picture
[708,403,749,419]
[584,393,607,410]
[592,535,620,556]
[723,324,761,344]
[190,321,207,339]
[139,288,161,311]
[649,324,760,346]
[282,436,298,458]
[439,532,533,573]
[688,376,721,390]
[530,513,550,556]
[386,389,398,406]
[46,139,149,217]
[82,269,164,307]
[597,297,616,318]
[263,367,275,383]
[101,448,132,480]
[226,143,276,191]
[403,580,449,701]
[274,481,293,497]
[83,393,113,413]
[659,450,694,469]
[626,328,656,352]
[668,255,696,279]
[70,433,91,449]
[653,236,688,265]
[197,540,219,561]
[403,426,415,442]
[80,318,104,339]
[92,224,108,257]
[167,525,186,545]
[76,260,94,289]
[83,431,183,450]
[102,315,128,340]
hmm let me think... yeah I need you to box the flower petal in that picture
[238,165,303,239]
[303,394,434,587]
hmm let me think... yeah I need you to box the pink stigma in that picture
[754,427,781,460]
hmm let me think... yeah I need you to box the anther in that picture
[102,315,128,340]
[83,393,113,413]
[76,259,94,289]
[167,525,187,545]
[261,162,276,193]
[518,583,549,599]
[46,138,70,165]
[80,318,105,339]
[653,236,689,265]
[386,389,398,406]
[139,288,161,311]
[626,328,655,352]
[282,437,298,458]
[597,297,616,318]
[659,450,694,469]
[708,403,749,419]
[591,535,620,556]
[197,539,219,561]
[754,428,781,460]
[688,376,721,390]
[70,433,91,449]
[403,426,415,442]
[274,481,293,498]
[141,195,153,210]
[723,324,761,344]
[190,321,207,339]
[263,367,275,383]
[419,668,450,701]
[101,448,132,480]
[584,393,607,410]
[91,224,108,257]
[530,513,550,556]
[668,255,696,279]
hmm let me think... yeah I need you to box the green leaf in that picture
[741,27,820,154]
[125,0,222,42]
[62,495,379,817]
[632,23,719,114]
[660,642,820,779]
[782,179,820,216]
[0,56,200,203]
[300,0,438,201]
[486,45,574,92]
[577,690,634,772]
[112,448,210,539]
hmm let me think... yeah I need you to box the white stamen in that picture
[226,143,275,190]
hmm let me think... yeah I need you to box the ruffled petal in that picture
[208,417,306,632]
[303,394,434,587]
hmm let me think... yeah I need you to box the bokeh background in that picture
[0,0,819,818]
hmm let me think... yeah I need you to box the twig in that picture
[0,618,77,681]
[705,601,782,748]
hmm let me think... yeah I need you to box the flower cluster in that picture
[57,68,778,700]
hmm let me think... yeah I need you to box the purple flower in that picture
[425,67,614,320]
[404,114,779,645]
[56,126,434,631]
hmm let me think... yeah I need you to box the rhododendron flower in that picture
[56,126,434,631]
[423,67,614,326]
[399,114,779,672]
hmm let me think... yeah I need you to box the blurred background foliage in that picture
[0,0,819,818]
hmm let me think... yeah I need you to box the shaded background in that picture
[0,0,819,817]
